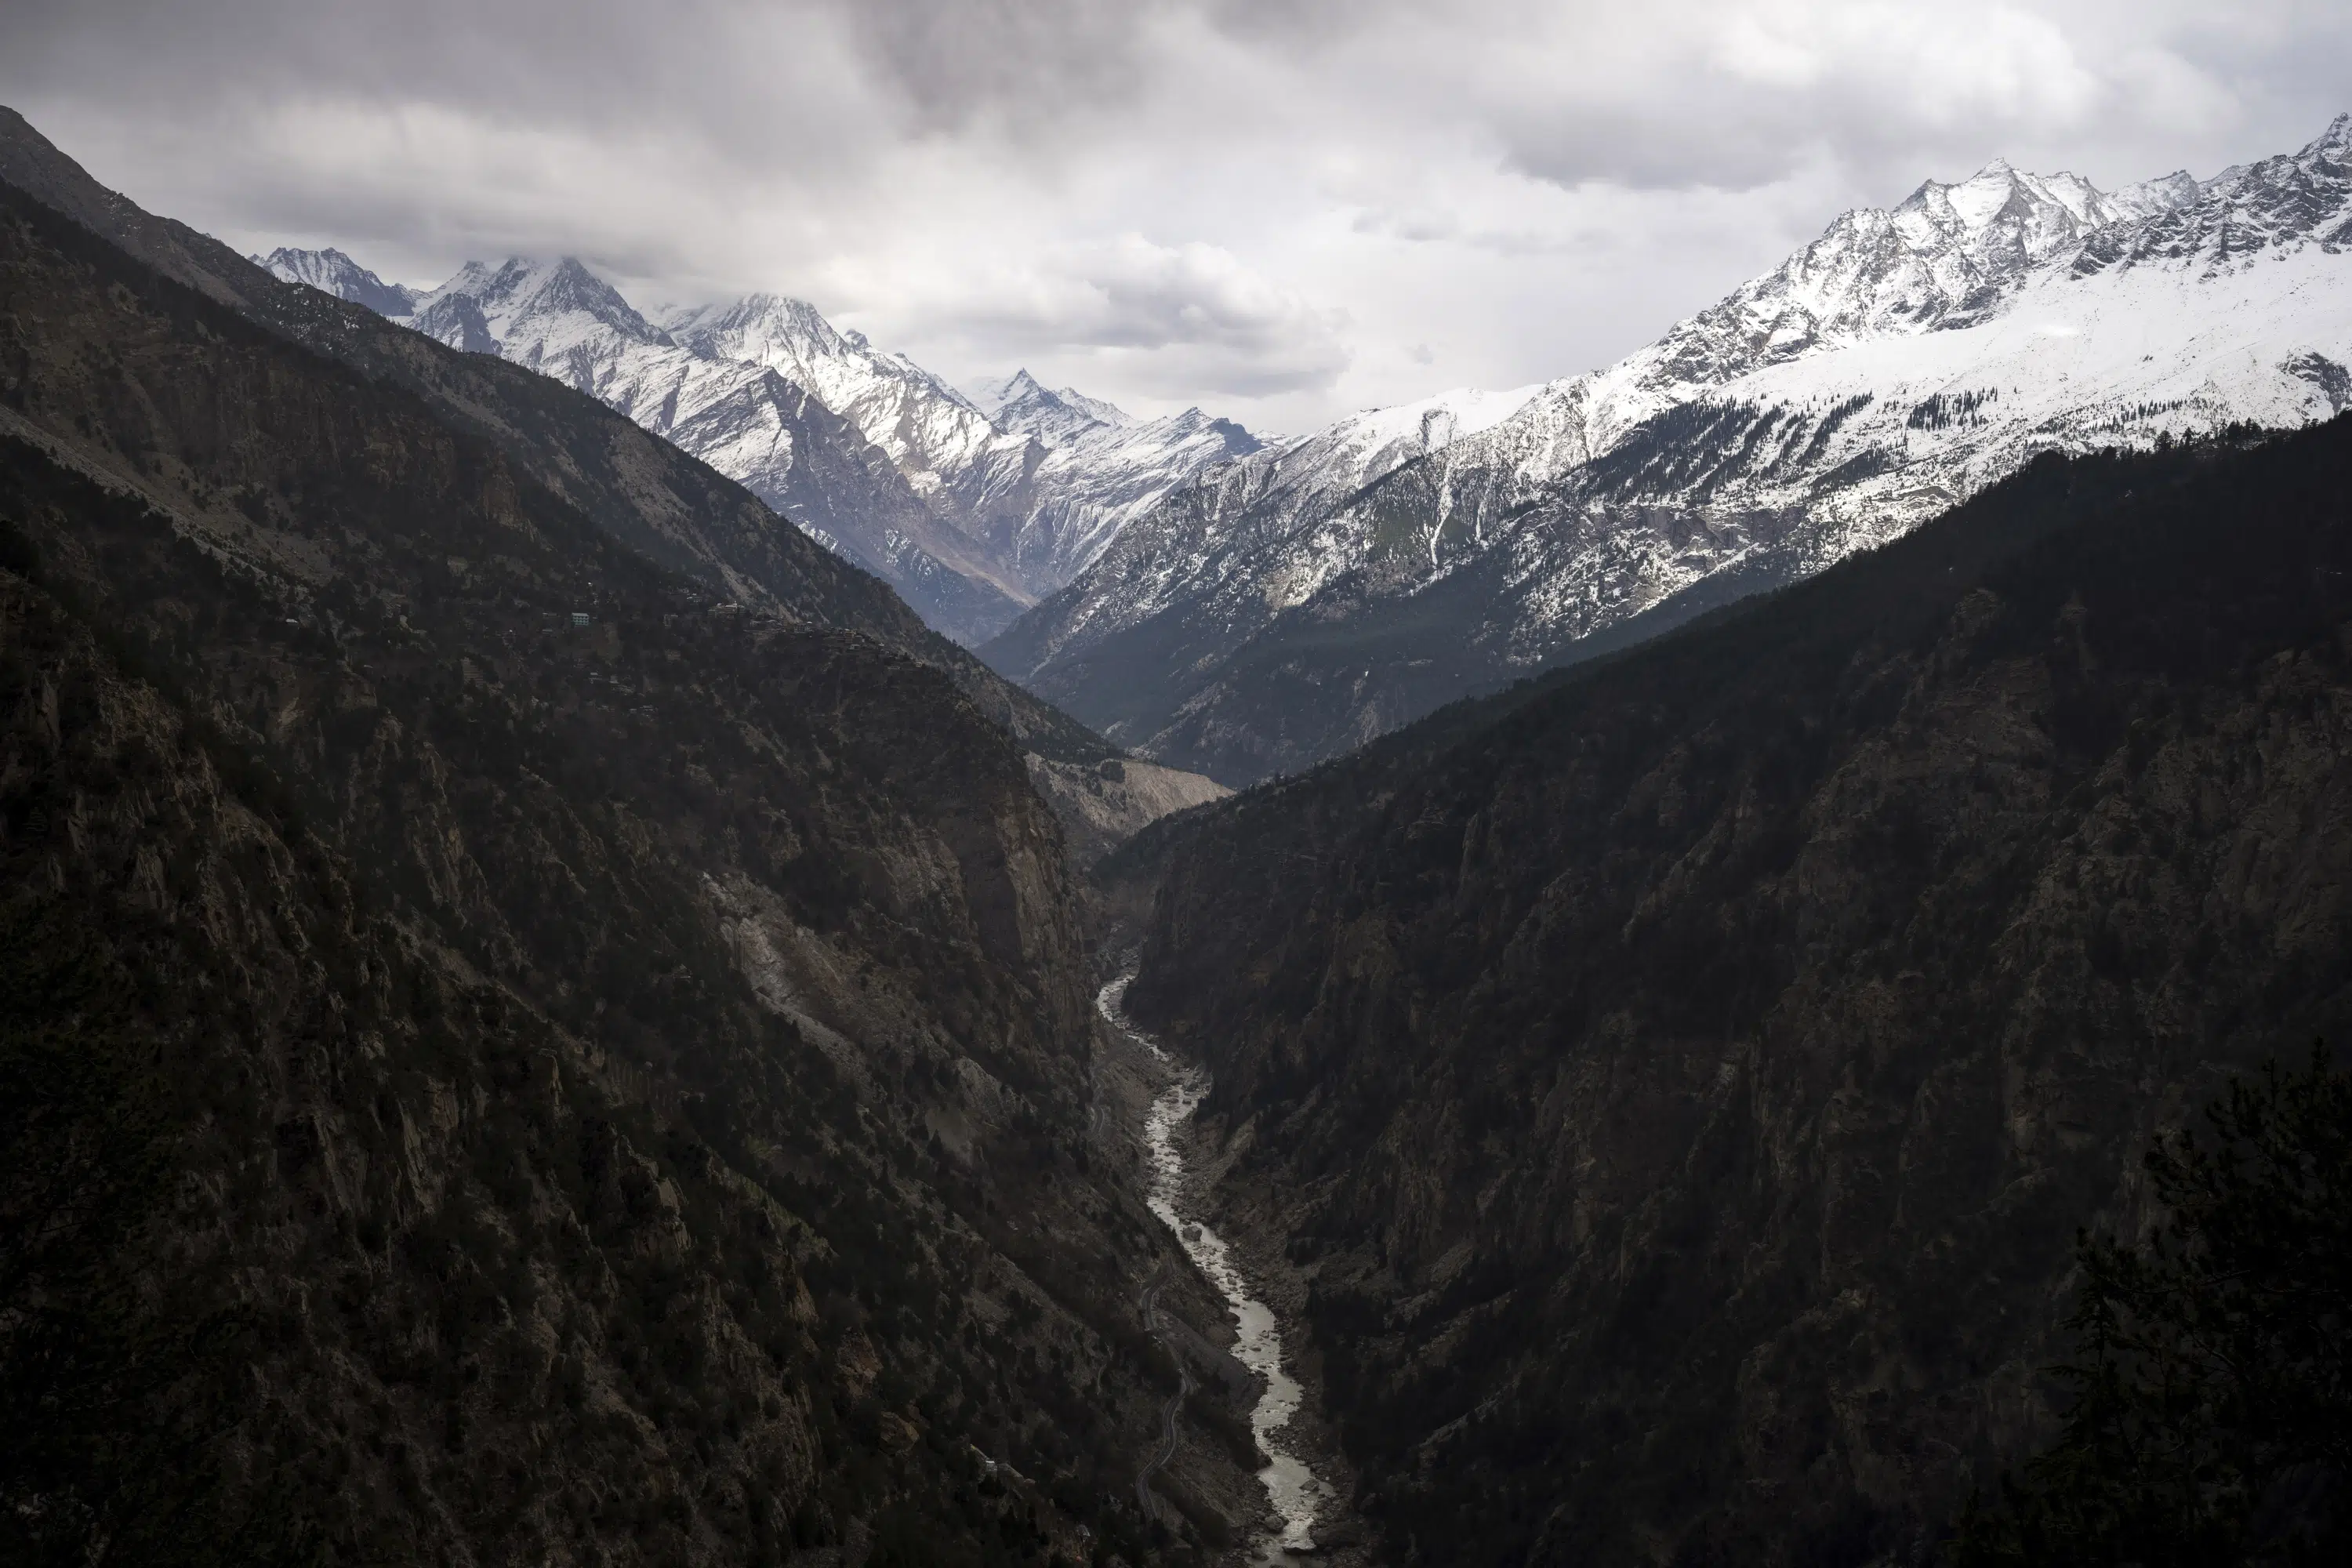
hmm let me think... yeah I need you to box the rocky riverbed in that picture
[1101,977,1344,1563]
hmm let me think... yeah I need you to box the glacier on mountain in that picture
[985,115,2352,784]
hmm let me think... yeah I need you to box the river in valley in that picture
[1098,976,1334,1563]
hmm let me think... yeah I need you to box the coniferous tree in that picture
[0,909,282,1566]
[1958,1047,2351,1565]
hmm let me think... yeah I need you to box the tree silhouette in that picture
[1958,1047,2350,1565]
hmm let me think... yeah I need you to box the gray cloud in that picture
[900,235,1352,395]
[837,0,1173,132]
[2,0,2346,428]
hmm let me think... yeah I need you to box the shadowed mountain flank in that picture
[0,117,1263,1563]
[1114,421,2352,1565]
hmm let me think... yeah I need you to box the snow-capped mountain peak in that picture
[659,292,1003,492]
[1896,158,2113,259]
[983,371,1117,445]
[284,248,1261,635]
[989,114,2352,786]
[1617,154,2161,400]
[1055,387,1134,428]
[252,246,420,317]
[666,292,858,374]
[413,257,668,361]
[970,368,1044,412]
[967,371,1160,441]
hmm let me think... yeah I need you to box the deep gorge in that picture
[5,90,2350,1568]
[0,123,1267,1567]
[1106,421,2352,1565]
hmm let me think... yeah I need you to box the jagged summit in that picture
[665,292,866,376]
[261,246,1258,633]
[1054,385,1134,428]
[412,256,669,364]
[559,285,1264,596]
[2072,111,2352,272]
[251,245,420,316]
[983,371,1117,445]
[971,368,1054,413]
[989,113,2352,785]
[1616,149,2202,395]
[973,371,1137,434]
[662,292,1005,493]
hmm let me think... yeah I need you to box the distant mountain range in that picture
[255,118,2352,779]
[252,251,1259,644]
[985,115,2352,784]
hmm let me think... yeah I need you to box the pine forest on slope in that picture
[988,114,2352,785]
[5,64,2350,1568]
[0,107,1269,1564]
[1109,416,2352,1566]
[10,104,1225,865]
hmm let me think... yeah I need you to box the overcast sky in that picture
[4,1,2348,431]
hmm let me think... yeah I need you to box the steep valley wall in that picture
[1119,425,2352,1566]
[0,151,1260,1564]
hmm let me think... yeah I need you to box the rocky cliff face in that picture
[1116,423,2352,1565]
[999,117,2352,786]
[0,140,1260,1564]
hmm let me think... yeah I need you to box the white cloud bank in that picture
[2,0,2345,429]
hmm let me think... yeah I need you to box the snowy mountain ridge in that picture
[398,257,1029,639]
[660,292,1005,508]
[648,302,1264,596]
[985,114,2352,784]
[260,251,1260,644]
[986,381,1545,671]
[980,370,1129,445]
[252,246,422,318]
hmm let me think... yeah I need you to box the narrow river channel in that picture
[1098,976,1334,1563]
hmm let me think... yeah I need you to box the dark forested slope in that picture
[0,104,1108,769]
[0,154,1256,1564]
[1118,423,2352,1566]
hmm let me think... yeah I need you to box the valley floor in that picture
[1095,976,1377,1568]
